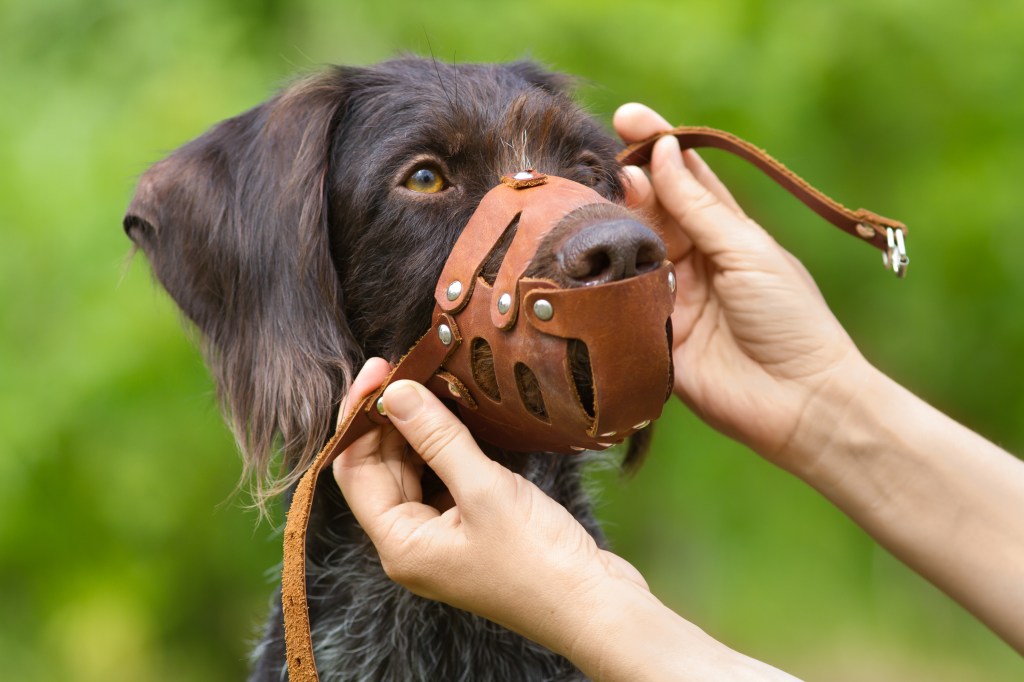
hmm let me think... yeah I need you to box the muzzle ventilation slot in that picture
[480,212,521,286]
[664,320,674,401]
[567,338,595,419]
[514,362,548,421]
[470,337,501,403]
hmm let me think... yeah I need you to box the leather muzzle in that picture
[425,171,674,453]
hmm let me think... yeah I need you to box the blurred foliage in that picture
[1,0,1022,679]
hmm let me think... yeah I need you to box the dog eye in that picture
[404,165,447,193]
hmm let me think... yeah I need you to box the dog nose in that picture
[559,219,667,285]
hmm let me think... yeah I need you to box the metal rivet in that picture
[633,420,651,430]
[376,396,386,415]
[855,223,876,239]
[514,171,533,180]
[532,299,553,321]
[438,323,453,346]
[667,271,676,293]
[448,382,462,398]
[570,446,588,452]
[597,442,616,449]
[497,293,512,314]
[446,280,463,301]
[599,431,617,438]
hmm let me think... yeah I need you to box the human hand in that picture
[332,361,649,657]
[614,104,869,470]
[333,361,803,681]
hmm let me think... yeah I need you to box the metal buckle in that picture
[882,226,909,278]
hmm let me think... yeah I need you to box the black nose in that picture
[559,218,666,286]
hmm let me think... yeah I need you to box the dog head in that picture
[125,58,665,504]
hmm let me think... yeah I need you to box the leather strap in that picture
[617,125,907,256]
[282,313,460,682]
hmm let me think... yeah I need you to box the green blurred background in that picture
[2,0,1022,679]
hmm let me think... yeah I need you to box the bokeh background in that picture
[2,0,1023,679]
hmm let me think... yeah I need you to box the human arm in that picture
[333,362,801,681]
[614,103,1024,654]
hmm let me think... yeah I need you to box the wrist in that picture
[776,350,884,483]
[563,578,708,681]
[562,576,798,681]
[780,352,927,526]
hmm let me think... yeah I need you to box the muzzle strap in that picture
[281,313,461,682]
[618,125,909,277]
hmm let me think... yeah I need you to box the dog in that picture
[125,58,666,681]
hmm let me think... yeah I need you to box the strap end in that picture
[853,211,909,278]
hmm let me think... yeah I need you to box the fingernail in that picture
[383,382,423,421]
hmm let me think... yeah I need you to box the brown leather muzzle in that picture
[425,172,673,453]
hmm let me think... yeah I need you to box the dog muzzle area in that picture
[404,170,675,454]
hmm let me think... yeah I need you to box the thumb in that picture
[382,380,498,503]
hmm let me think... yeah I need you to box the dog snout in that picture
[558,218,666,286]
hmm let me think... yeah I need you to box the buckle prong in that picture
[882,226,909,278]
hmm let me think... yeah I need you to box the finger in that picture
[335,426,414,525]
[616,103,747,218]
[623,148,745,219]
[621,165,691,263]
[382,380,498,503]
[613,102,672,143]
[620,164,653,210]
[650,135,773,262]
[333,359,418,524]
[337,357,391,428]
[681,150,746,217]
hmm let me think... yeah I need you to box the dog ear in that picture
[125,69,362,509]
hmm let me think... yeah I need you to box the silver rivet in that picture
[533,299,553,321]
[497,293,512,314]
[514,171,533,180]
[438,323,453,346]
[855,223,876,239]
[446,280,463,301]
[376,396,386,415]
[667,271,676,293]
[448,382,462,398]
[633,420,651,430]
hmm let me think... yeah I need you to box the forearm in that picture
[557,581,800,682]
[789,357,1024,652]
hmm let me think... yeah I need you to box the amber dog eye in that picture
[404,165,446,193]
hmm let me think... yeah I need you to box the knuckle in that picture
[380,555,413,585]
[377,537,421,585]
[381,550,435,598]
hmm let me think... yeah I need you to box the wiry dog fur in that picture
[125,58,658,681]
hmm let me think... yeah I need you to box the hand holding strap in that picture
[617,125,909,277]
[281,314,461,682]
